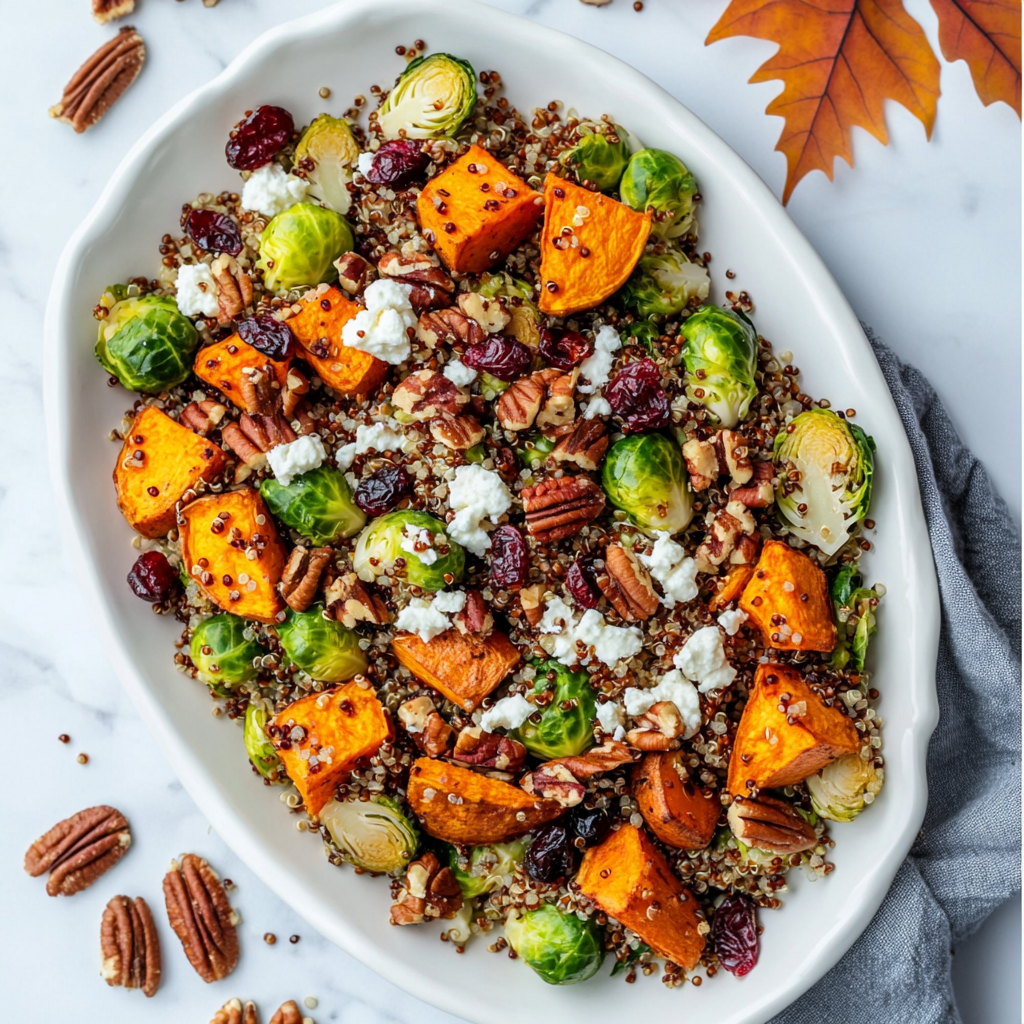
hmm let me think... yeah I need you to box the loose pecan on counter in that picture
[521,475,605,543]
[101,894,161,997]
[269,1003,303,1024]
[93,0,135,24]
[210,999,259,1024]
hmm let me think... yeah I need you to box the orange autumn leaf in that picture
[930,0,1022,116]
[707,0,941,202]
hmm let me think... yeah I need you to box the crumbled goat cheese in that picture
[401,526,438,565]
[717,608,749,636]
[446,465,511,556]
[341,279,417,364]
[623,670,701,738]
[395,598,450,643]
[174,263,220,318]
[596,701,625,735]
[577,325,621,394]
[480,694,535,733]
[337,420,407,469]
[432,590,467,615]
[266,434,326,487]
[583,396,612,419]
[639,532,700,608]
[674,625,737,693]
[443,358,478,386]
[538,597,643,668]
[240,163,309,217]
[357,151,376,178]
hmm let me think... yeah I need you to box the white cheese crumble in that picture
[394,598,450,643]
[443,358,478,386]
[337,420,407,469]
[538,596,643,668]
[673,625,737,694]
[265,434,327,487]
[480,694,534,733]
[357,151,376,178]
[341,279,417,365]
[583,395,612,419]
[577,325,621,394]
[446,465,512,557]
[240,163,309,217]
[638,532,699,608]
[432,590,468,615]
[595,701,625,735]
[623,670,701,739]
[401,526,438,565]
[174,263,220,318]
[717,607,749,636]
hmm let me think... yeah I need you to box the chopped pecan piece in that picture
[220,421,267,482]
[453,589,494,636]
[730,461,775,508]
[597,543,659,621]
[324,572,391,627]
[239,411,296,451]
[93,0,135,24]
[210,254,253,324]
[683,430,753,491]
[519,584,545,626]
[626,701,686,751]
[279,546,333,612]
[210,999,259,1024]
[238,367,277,417]
[281,367,310,420]
[180,399,227,436]
[550,417,608,472]
[416,307,485,348]
[727,794,817,854]
[535,369,578,434]
[334,251,377,296]
[457,291,511,334]
[430,412,486,450]
[495,369,560,432]
[520,763,585,807]
[453,726,527,771]
[695,500,757,574]
[391,368,468,421]
[397,695,454,756]
[101,894,161,997]
[732,533,761,565]
[521,475,605,544]
[378,250,454,292]
[390,852,463,926]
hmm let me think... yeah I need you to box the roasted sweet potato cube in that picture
[284,285,387,397]
[577,824,705,970]
[739,540,836,652]
[193,334,290,411]
[407,758,562,844]
[709,565,756,612]
[179,489,286,624]
[417,145,544,274]
[539,174,652,317]
[114,406,228,538]
[634,751,721,850]
[271,681,392,818]
[391,630,521,712]
[727,663,861,795]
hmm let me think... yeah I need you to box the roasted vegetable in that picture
[601,432,693,534]
[96,293,199,392]
[244,702,283,781]
[619,148,698,239]
[634,751,720,850]
[353,510,465,592]
[294,114,359,214]
[378,53,477,139]
[563,125,631,191]
[806,752,883,822]
[727,662,860,795]
[113,406,227,538]
[447,839,527,898]
[619,247,710,317]
[774,409,875,557]
[830,565,880,672]
[192,333,290,411]
[539,174,652,317]
[276,605,368,682]
[189,614,262,693]
[257,203,354,294]
[513,661,595,760]
[320,794,419,872]
[504,906,604,985]
[416,144,543,274]
[708,564,756,613]
[261,466,365,545]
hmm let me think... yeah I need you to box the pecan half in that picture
[457,291,510,334]
[239,411,296,452]
[281,367,310,420]
[519,584,545,626]
[535,369,577,434]
[93,0,135,24]
[210,254,253,324]
[210,999,259,1024]
[537,740,634,780]
[430,412,485,450]
[49,27,145,133]
[727,794,817,854]
[598,544,659,622]
[730,460,775,508]
[280,546,333,612]
[453,726,527,771]
[163,854,239,983]
[397,695,453,756]
[550,417,608,472]
[453,589,493,636]
[220,421,267,482]
[521,475,605,544]
[239,366,277,417]
[521,763,585,807]
[495,369,559,432]
[390,852,463,925]
[626,701,685,751]
[392,368,468,421]
[180,399,227,436]
[24,805,131,897]
[101,894,161,997]
[269,1003,303,1024]
[334,252,377,296]
[325,572,391,628]
[416,307,485,348]
[732,533,761,565]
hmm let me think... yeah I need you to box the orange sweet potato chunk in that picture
[739,540,836,652]
[577,824,705,970]
[284,286,387,397]
[271,681,392,818]
[114,406,228,538]
[634,751,721,850]
[407,758,562,844]
[193,335,290,411]
[727,662,861,795]
[391,630,521,712]
[708,565,756,612]
[539,174,652,317]
[179,489,286,624]
[417,144,544,274]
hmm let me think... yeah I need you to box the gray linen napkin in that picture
[772,335,1022,1024]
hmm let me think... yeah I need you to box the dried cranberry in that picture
[462,336,531,382]
[185,209,242,255]
[539,327,593,371]
[237,315,297,361]
[225,105,295,170]
[127,551,179,603]
[567,804,610,848]
[367,139,430,189]
[490,525,529,588]
[566,558,601,609]
[524,821,577,883]
[711,893,759,977]
[354,465,411,516]
[605,358,670,433]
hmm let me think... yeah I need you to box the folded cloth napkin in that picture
[774,335,1022,1024]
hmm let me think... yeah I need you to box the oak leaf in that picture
[707,0,942,202]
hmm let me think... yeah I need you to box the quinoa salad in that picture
[99,46,884,987]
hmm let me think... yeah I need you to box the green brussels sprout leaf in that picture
[189,614,263,694]
[294,115,360,215]
[320,794,419,873]
[806,752,883,822]
[378,53,477,139]
[447,839,527,899]
[619,247,710,318]
[504,905,605,985]
[352,511,465,593]
[620,148,698,239]
[830,564,881,672]
[244,702,284,782]
[257,203,354,294]
[610,942,651,976]
[276,605,368,682]
[564,126,631,192]
[602,433,693,535]
[261,466,366,545]
[513,661,595,760]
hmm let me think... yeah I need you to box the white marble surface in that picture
[0,0,1019,1021]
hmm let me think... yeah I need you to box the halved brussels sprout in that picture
[619,247,710,317]
[377,53,477,139]
[806,752,883,822]
[320,794,419,873]
[602,433,693,535]
[189,614,263,694]
[260,466,365,545]
[513,661,595,760]
[447,839,528,899]
[774,410,875,557]
[244,702,284,781]
[620,148,698,239]
[830,565,880,672]
[564,126,631,192]
[256,202,354,294]
[294,115,359,215]
[504,905,605,985]
[276,605,368,682]
[96,294,199,393]
[352,510,465,593]
[679,304,758,428]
